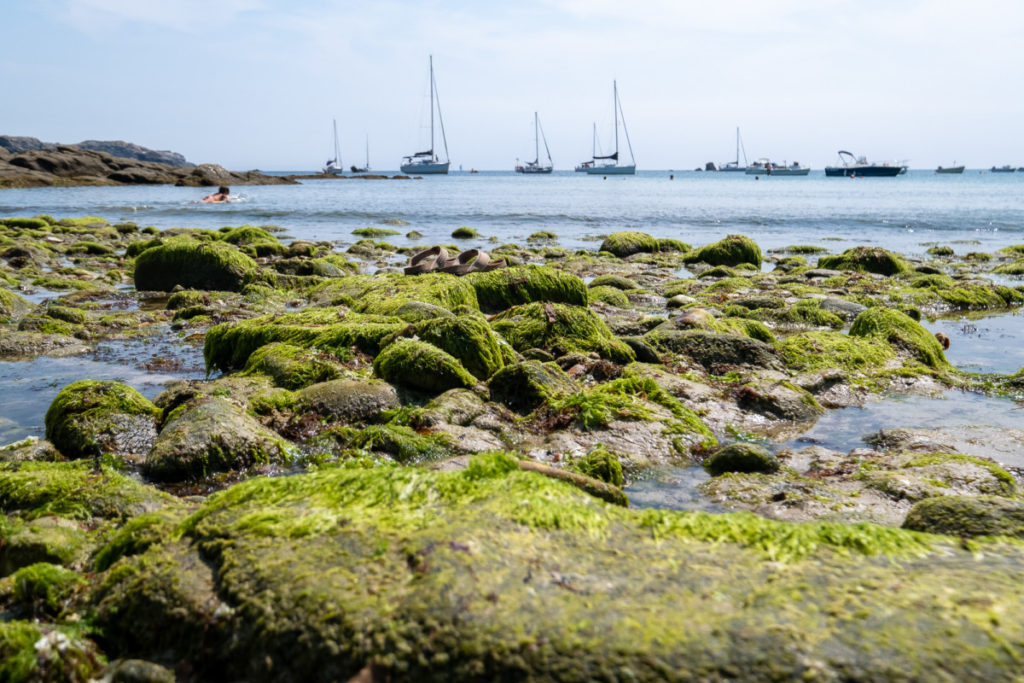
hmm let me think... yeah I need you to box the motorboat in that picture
[935,163,964,174]
[824,150,903,177]
[400,56,450,174]
[991,165,1016,173]
[745,158,810,176]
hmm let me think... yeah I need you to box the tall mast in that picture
[735,127,740,166]
[534,112,539,164]
[429,55,435,158]
[332,118,340,166]
[613,80,619,159]
[592,122,596,159]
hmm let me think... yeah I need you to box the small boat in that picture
[991,165,1016,173]
[935,163,964,174]
[350,136,370,174]
[400,56,450,175]
[744,158,810,176]
[515,112,553,174]
[719,127,748,172]
[323,119,343,175]
[581,81,636,175]
[824,150,903,177]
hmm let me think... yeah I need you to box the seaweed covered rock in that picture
[0,621,104,681]
[133,236,259,292]
[143,397,291,482]
[9,562,86,616]
[589,274,639,290]
[818,246,910,276]
[241,342,341,390]
[735,379,824,422]
[1,516,91,575]
[298,379,399,422]
[373,339,476,395]
[599,231,659,258]
[903,496,1024,538]
[44,380,161,460]
[684,234,762,268]
[568,446,624,487]
[849,307,948,368]
[313,272,478,314]
[491,302,634,363]
[383,316,505,380]
[705,442,780,476]
[645,330,783,373]
[0,287,31,322]
[466,265,588,312]
[488,360,576,413]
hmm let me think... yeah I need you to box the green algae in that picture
[373,338,476,394]
[352,227,400,237]
[705,442,781,476]
[0,288,31,321]
[818,246,911,276]
[567,446,624,487]
[314,271,478,312]
[466,265,588,311]
[241,342,341,390]
[451,226,480,238]
[349,424,451,464]
[133,236,258,292]
[684,234,762,268]
[588,274,638,290]
[487,360,576,413]
[587,284,630,307]
[599,231,659,257]
[0,620,104,681]
[491,302,634,363]
[903,495,1024,538]
[0,515,90,575]
[44,380,160,460]
[849,307,949,369]
[777,330,895,375]
[10,562,86,616]
[383,316,504,380]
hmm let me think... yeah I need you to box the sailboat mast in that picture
[534,112,539,164]
[613,80,619,160]
[592,122,596,159]
[333,119,340,165]
[735,127,740,166]
[429,55,435,159]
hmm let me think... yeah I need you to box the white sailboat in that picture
[719,127,747,172]
[323,119,343,175]
[583,80,635,175]
[400,55,450,175]
[515,112,553,174]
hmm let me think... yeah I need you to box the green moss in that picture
[0,621,103,681]
[992,259,1024,275]
[705,443,780,476]
[241,342,341,390]
[903,496,1024,538]
[165,289,208,310]
[93,508,188,572]
[314,271,479,312]
[491,302,634,363]
[776,330,895,375]
[778,245,828,254]
[373,339,476,394]
[220,225,279,245]
[466,265,588,311]
[684,234,762,268]
[352,227,400,237]
[11,562,86,615]
[935,284,1024,309]
[383,316,505,380]
[849,307,948,369]
[908,273,957,289]
[527,231,558,241]
[45,304,87,325]
[0,516,90,575]
[588,274,638,290]
[903,453,1015,494]
[0,287,31,321]
[927,246,954,256]
[599,231,659,257]
[66,240,115,256]
[656,238,691,252]
[349,424,451,464]
[44,380,160,459]
[133,236,258,292]
[587,284,630,307]
[451,226,480,238]
[1,217,50,229]
[487,360,576,413]
[568,446,624,487]
[30,276,100,291]
[125,236,164,258]
[818,246,911,276]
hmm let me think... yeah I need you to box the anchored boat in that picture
[825,150,903,177]
[400,56,450,175]
[580,81,636,175]
[323,119,343,175]
[515,112,553,174]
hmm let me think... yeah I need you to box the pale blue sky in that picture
[4,0,1022,170]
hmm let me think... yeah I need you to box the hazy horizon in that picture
[6,1,1023,172]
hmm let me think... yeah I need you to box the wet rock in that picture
[705,443,780,476]
[567,445,624,487]
[903,495,1024,538]
[0,287,31,322]
[383,316,505,380]
[491,302,635,363]
[374,338,476,395]
[620,336,662,363]
[133,237,258,292]
[802,268,842,279]
[849,308,948,369]
[819,296,867,320]
[466,265,588,312]
[0,515,91,575]
[0,329,90,359]
[488,360,576,414]
[143,397,290,481]
[818,246,910,276]
[101,659,177,683]
[734,379,824,422]
[242,342,341,390]
[298,379,399,423]
[684,234,762,268]
[646,330,784,373]
[44,380,161,460]
[599,231,659,258]
[0,436,61,463]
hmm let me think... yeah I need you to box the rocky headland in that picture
[0,136,294,188]
[3,218,1024,679]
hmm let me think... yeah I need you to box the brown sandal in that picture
[404,246,449,275]
[441,249,489,275]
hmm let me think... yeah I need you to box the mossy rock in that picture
[817,246,910,276]
[44,380,161,460]
[165,289,208,310]
[644,329,783,373]
[220,225,279,245]
[451,226,480,238]
[133,236,258,292]
[143,397,292,482]
[373,339,476,395]
[849,307,948,369]
[349,424,450,464]
[903,496,1024,538]
[488,360,576,413]
[125,236,164,258]
[0,620,104,681]
[1,217,50,229]
[466,265,588,312]
[777,330,894,375]
[656,238,691,253]
[297,379,400,423]
[0,288,31,322]
[684,234,762,268]
[10,562,86,616]
[352,227,400,237]
[241,342,341,390]
[383,316,505,380]
[93,508,189,572]
[705,442,780,476]
[568,446,624,487]
[587,285,630,307]
[599,231,659,257]
[1,516,91,576]
[588,274,638,290]
[314,272,479,313]
[491,302,635,363]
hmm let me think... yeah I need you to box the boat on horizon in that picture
[935,163,964,174]
[400,56,450,175]
[991,165,1015,173]
[824,150,903,177]
[745,158,810,176]
[323,119,343,175]
[719,127,748,172]
[515,112,553,174]
[580,81,636,175]
[350,136,370,174]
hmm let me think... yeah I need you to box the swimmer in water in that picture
[202,186,230,203]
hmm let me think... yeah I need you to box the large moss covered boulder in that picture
[298,379,399,422]
[133,237,259,292]
[491,302,634,363]
[313,272,478,313]
[599,231,659,258]
[383,316,505,380]
[488,360,576,413]
[466,265,588,312]
[241,342,341,390]
[0,516,91,575]
[44,380,161,460]
[142,397,291,482]
[373,339,477,395]
[818,246,910,276]
[684,234,762,268]
[849,307,948,368]
[903,495,1024,538]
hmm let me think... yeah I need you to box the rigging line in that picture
[432,64,450,162]
[538,117,553,164]
[617,88,636,165]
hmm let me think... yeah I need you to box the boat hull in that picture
[718,166,747,172]
[585,164,635,175]
[935,166,965,174]
[400,161,449,175]
[825,166,902,177]
[516,167,553,174]
[991,167,1015,173]
[745,167,810,176]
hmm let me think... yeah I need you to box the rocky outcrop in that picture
[1,135,191,167]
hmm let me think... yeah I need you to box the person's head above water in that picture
[218,186,229,195]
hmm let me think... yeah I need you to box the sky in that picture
[4,0,1023,171]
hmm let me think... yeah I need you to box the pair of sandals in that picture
[404,246,507,276]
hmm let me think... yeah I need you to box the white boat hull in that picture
[585,164,635,175]
[400,161,449,175]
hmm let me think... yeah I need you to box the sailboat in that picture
[582,81,636,175]
[515,112,553,174]
[719,127,747,172]
[323,119,343,175]
[574,123,597,172]
[350,136,370,173]
[400,56,450,175]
